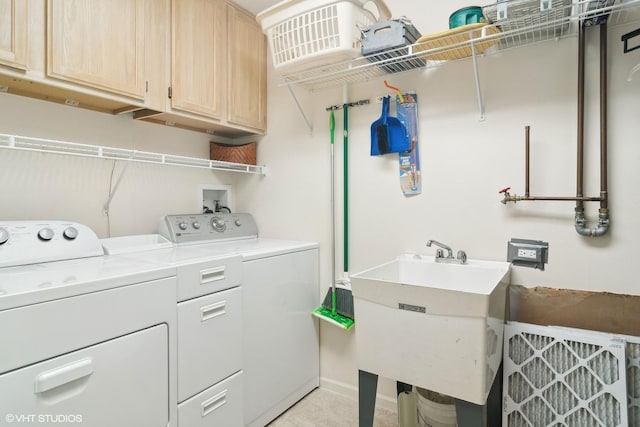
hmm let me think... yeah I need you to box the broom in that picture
[312,108,354,330]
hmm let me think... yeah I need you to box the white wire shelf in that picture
[0,133,266,175]
[280,0,640,92]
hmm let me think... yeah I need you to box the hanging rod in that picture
[0,133,266,175]
[325,99,370,111]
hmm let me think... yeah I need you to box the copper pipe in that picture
[600,22,608,210]
[525,126,530,198]
[574,19,610,237]
[526,196,602,202]
[576,23,586,210]
[501,194,602,203]
[501,21,610,237]
[504,124,604,204]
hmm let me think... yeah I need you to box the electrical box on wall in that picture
[198,184,233,214]
[507,238,549,270]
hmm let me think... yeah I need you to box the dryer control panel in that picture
[0,221,104,267]
[159,213,258,244]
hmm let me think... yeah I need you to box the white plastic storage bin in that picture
[257,0,391,74]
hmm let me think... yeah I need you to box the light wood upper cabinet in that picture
[227,4,266,131]
[160,0,266,134]
[0,0,28,70]
[171,0,226,119]
[47,0,147,100]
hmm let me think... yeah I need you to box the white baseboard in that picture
[319,377,398,413]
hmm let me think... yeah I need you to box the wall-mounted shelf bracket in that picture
[470,40,486,121]
[286,84,313,135]
[103,154,132,216]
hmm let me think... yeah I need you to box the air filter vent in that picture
[503,322,629,427]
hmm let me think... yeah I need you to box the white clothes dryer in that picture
[0,220,177,427]
[103,213,320,427]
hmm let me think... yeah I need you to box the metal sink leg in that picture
[454,362,503,427]
[358,370,378,427]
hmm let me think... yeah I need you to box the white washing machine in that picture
[103,213,320,427]
[0,220,177,427]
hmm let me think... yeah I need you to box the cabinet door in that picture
[0,0,28,70]
[47,0,146,100]
[171,0,226,119]
[227,4,266,131]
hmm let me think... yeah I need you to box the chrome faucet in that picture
[426,240,467,264]
[426,240,453,258]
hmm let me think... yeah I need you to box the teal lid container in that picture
[449,6,485,29]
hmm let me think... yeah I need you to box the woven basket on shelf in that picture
[210,142,257,165]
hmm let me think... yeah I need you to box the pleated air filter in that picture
[552,327,640,427]
[628,340,640,426]
[503,322,629,427]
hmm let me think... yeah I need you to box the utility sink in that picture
[351,254,511,405]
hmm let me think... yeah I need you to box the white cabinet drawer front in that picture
[176,255,241,301]
[177,286,242,402]
[0,325,169,427]
[178,371,243,427]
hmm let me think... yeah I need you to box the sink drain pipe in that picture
[499,20,610,237]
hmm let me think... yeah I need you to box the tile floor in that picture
[267,387,398,427]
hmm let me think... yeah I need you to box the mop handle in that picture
[330,110,336,295]
[343,105,349,274]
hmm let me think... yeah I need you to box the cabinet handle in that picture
[201,300,226,322]
[200,266,225,285]
[201,390,227,417]
[34,358,93,393]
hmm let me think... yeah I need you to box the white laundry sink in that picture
[351,254,511,405]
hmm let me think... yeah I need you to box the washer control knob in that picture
[178,222,188,231]
[210,217,226,232]
[234,219,242,227]
[63,226,79,240]
[192,221,201,230]
[0,227,9,245]
[38,227,54,241]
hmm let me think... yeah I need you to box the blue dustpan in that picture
[370,96,410,155]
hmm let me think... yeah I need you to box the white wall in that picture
[240,0,640,404]
[0,93,241,237]
[0,0,638,407]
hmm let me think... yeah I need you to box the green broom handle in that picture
[330,110,337,316]
[343,105,349,274]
